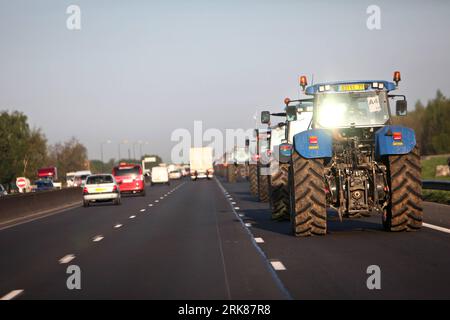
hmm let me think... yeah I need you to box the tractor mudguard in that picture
[293,129,332,159]
[375,125,416,159]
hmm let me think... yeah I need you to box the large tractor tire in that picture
[289,150,327,236]
[383,145,422,232]
[237,164,247,179]
[270,163,290,221]
[249,164,258,196]
[227,164,236,183]
[258,166,270,202]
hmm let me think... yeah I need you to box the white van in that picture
[66,172,76,187]
[151,166,170,185]
[73,170,92,187]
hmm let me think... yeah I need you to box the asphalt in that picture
[1,176,449,299]
[220,178,450,299]
[0,178,287,300]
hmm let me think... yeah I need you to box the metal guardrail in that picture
[422,180,450,191]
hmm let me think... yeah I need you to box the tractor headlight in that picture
[317,102,347,128]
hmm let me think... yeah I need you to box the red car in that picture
[112,163,146,196]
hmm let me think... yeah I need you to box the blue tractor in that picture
[285,72,422,236]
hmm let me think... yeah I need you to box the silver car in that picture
[83,174,121,207]
[0,184,7,196]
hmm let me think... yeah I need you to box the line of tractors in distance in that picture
[215,72,423,237]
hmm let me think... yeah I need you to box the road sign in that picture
[16,177,27,189]
[144,157,156,163]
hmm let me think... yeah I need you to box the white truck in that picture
[142,157,157,177]
[189,147,213,180]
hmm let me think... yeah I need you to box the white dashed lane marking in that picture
[245,223,252,227]
[93,235,104,242]
[59,254,76,264]
[140,209,146,212]
[234,207,240,210]
[129,215,136,219]
[0,289,24,300]
[270,261,287,271]
[114,224,123,229]
[254,237,264,243]
[148,204,153,207]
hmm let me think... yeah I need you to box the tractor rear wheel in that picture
[383,145,423,231]
[289,150,327,236]
[249,164,258,196]
[227,164,236,183]
[258,166,270,202]
[270,163,290,220]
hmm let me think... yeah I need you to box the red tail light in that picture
[113,185,118,193]
[83,187,88,194]
[309,136,318,144]
[393,132,402,141]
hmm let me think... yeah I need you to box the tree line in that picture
[1,110,164,190]
[393,90,450,155]
[0,111,89,189]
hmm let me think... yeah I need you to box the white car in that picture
[0,184,7,196]
[151,166,170,185]
[83,174,121,207]
[169,169,182,180]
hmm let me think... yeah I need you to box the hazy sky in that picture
[1,0,449,161]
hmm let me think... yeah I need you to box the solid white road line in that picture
[0,289,24,300]
[93,235,104,242]
[59,254,76,264]
[423,223,450,234]
[254,237,264,243]
[114,224,123,229]
[270,261,287,271]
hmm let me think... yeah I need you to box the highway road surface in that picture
[1,177,450,300]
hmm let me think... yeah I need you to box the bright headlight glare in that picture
[318,102,347,128]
